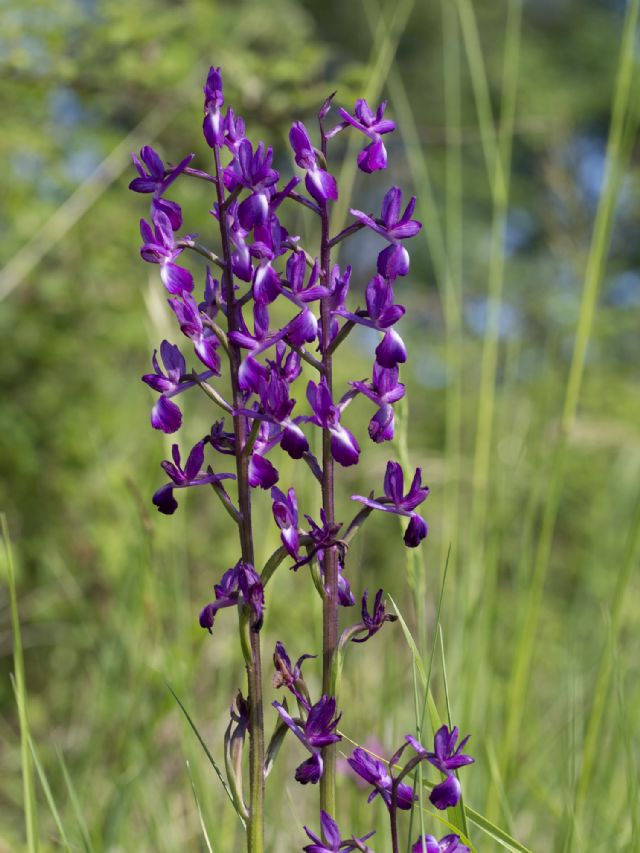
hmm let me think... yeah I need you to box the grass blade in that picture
[166,682,246,828]
[2,514,39,852]
[28,736,72,851]
[57,748,95,853]
[186,760,215,853]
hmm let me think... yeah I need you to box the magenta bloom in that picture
[225,139,279,229]
[202,65,225,147]
[139,209,194,295]
[351,461,429,546]
[307,379,360,467]
[271,487,300,559]
[406,725,474,810]
[412,835,470,853]
[347,748,415,811]
[142,340,212,434]
[350,186,422,279]
[335,274,407,368]
[199,561,265,632]
[352,589,397,643]
[273,695,342,785]
[129,146,194,230]
[168,292,221,373]
[303,811,375,853]
[152,440,235,515]
[350,363,405,443]
[339,98,395,174]
[289,121,338,204]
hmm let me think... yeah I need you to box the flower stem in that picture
[212,144,264,853]
[389,782,400,853]
[319,190,338,822]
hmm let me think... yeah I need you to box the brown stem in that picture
[212,144,264,853]
[319,188,338,820]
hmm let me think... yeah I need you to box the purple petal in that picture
[152,483,178,515]
[295,753,323,785]
[151,395,182,433]
[238,191,269,230]
[368,403,395,443]
[429,775,461,810]
[377,244,410,279]
[329,425,360,467]
[280,423,309,459]
[384,461,404,504]
[319,812,341,848]
[357,139,388,173]
[248,454,279,490]
[194,337,221,374]
[184,440,205,481]
[404,513,428,547]
[153,197,183,231]
[305,168,338,205]
[375,329,407,368]
[161,263,194,295]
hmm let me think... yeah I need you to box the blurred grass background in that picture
[1,0,639,850]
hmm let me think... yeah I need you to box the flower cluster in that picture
[130,65,475,853]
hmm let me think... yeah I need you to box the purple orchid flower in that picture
[139,209,194,295]
[335,274,407,368]
[350,363,405,443]
[209,419,279,489]
[142,341,212,433]
[351,461,429,546]
[168,292,221,373]
[202,65,225,148]
[405,725,474,810]
[350,187,422,279]
[289,121,338,205]
[267,341,302,384]
[273,695,342,784]
[250,218,290,305]
[303,811,375,853]
[129,146,195,230]
[223,107,246,154]
[255,372,310,459]
[339,99,395,174]
[152,440,235,515]
[212,200,253,282]
[271,487,300,559]
[347,748,415,811]
[307,379,360,467]
[352,589,397,643]
[327,263,352,346]
[280,251,327,348]
[225,139,279,229]
[228,303,285,391]
[248,422,280,489]
[412,835,470,853]
[199,560,265,632]
[272,641,315,707]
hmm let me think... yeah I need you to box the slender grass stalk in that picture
[28,735,72,851]
[466,0,522,585]
[572,494,640,832]
[440,0,464,589]
[499,0,640,786]
[2,514,39,852]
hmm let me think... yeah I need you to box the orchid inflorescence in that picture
[131,66,474,853]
